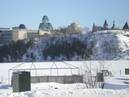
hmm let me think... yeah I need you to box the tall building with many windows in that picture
[0,28,12,45]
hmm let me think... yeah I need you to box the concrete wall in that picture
[31,75,83,84]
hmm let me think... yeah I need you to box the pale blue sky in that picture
[0,0,129,29]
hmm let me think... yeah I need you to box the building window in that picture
[125,68,129,75]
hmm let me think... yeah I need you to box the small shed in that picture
[12,71,31,92]
[97,73,104,82]
[125,68,129,75]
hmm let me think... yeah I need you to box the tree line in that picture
[43,37,92,60]
[0,40,33,62]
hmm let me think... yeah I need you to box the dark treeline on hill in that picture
[43,37,92,60]
[0,40,33,62]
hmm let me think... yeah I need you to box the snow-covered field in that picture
[0,82,129,97]
[104,76,129,89]
[0,61,129,97]
[0,61,129,83]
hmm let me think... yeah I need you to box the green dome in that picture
[39,16,53,31]
[19,24,26,29]
[42,16,49,23]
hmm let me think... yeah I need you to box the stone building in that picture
[27,29,38,40]
[92,20,119,32]
[0,28,12,45]
[12,24,27,42]
[0,15,54,45]
[66,22,82,34]
[0,24,28,45]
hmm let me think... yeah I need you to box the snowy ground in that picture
[104,76,129,89]
[0,61,129,83]
[0,82,129,97]
[0,61,129,97]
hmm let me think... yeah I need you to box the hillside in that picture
[0,82,129,97]
[22,34,91,61]
[89,30,129,60]
[22,30,129,61]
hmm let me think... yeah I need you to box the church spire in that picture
[111,21,115,30]
[123,22,129,30]
[103,20,108,30]
[42,16,49,23]
[92,23,97,32]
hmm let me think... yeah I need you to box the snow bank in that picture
[104,76,129,89]
[0,83,129,97]
[0,61,128,96]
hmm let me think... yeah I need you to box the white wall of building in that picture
[38,30,51,36]
[12,29,27,41]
